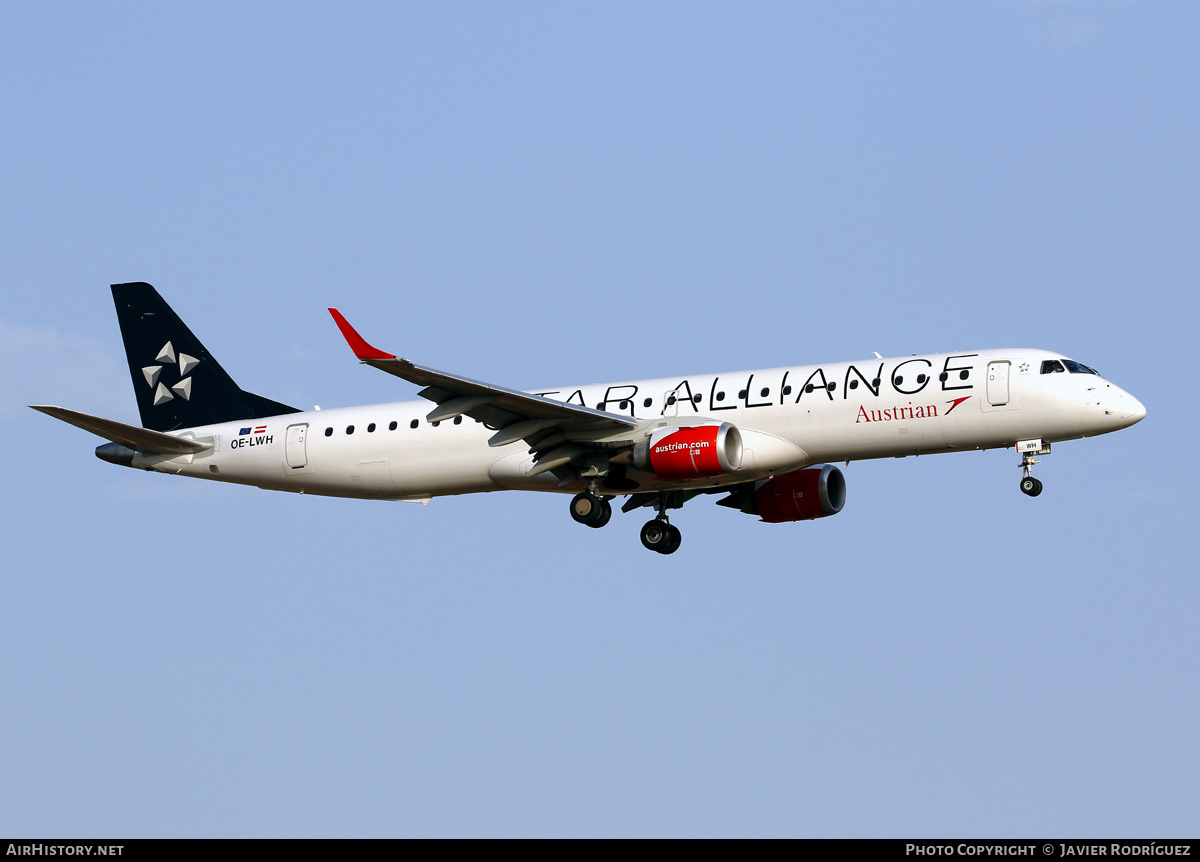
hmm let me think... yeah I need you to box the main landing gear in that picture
[638,492,681,555]
[640,517,681,555]
[570,491,612,528]
[568,488,683,554]
[1017,439,1050,497]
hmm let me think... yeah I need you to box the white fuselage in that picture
[130,348,1145,501]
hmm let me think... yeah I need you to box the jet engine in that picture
[719,464,846,522]
[631,422,742,481]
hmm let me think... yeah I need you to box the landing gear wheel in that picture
[1020,476,1043,497]
[640,519,671,552]
[640,519,681,554]
[663,524,682,554]
[570,492,606,526]
[587,499,613,529]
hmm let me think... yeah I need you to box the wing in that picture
[328,310,641,478]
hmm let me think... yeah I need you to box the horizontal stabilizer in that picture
[30,405,211,455]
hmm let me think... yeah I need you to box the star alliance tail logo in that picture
[141,341,199,406]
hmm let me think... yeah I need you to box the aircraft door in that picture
[285,423,308,468]
[987,362,1010,406]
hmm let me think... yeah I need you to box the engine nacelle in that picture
[632,422,742,480]
[753,464,846,522]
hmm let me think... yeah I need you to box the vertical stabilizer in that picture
[111,282,299,432]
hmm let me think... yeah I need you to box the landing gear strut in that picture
[1017,439,1049,497]
[570,491,612,528]
[640,493,682,555]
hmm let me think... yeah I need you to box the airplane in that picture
[33,282,1146,554]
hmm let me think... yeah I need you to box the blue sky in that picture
[1,1,1197,837]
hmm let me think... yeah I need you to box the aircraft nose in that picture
[1123,394,1147,425]
[1104,386,1146,427]
[1089,385,1145,431]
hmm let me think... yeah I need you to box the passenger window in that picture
[738,390,747,399]
[619,400,629,410]
[939,372,948,382]
[872,378,881,387]
[959,370,969,380]
[716,392,725,402]
[346,425,354,435]
[410,419,419,429]
[827,382,836,392]
[453,416,462,425]
[324,427,333,437]
[760,388,769,397]
[894,376,904,385]
[389,421,397,431]
[643,398,652,408]
[367,423,376,433]
[805,384,814,393]
[849,379,859,390]
[693,394,702,403]
[916,374,926,384]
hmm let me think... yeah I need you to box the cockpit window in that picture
[1041,360,1065,374]
[1063,359,1099,375]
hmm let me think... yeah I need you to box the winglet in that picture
[328,308,396,360]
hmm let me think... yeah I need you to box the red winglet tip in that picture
[327,308,395,360]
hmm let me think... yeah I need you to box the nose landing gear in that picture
[1016,439,1050,497]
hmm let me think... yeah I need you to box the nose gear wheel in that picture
[1018,447,1046,497]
